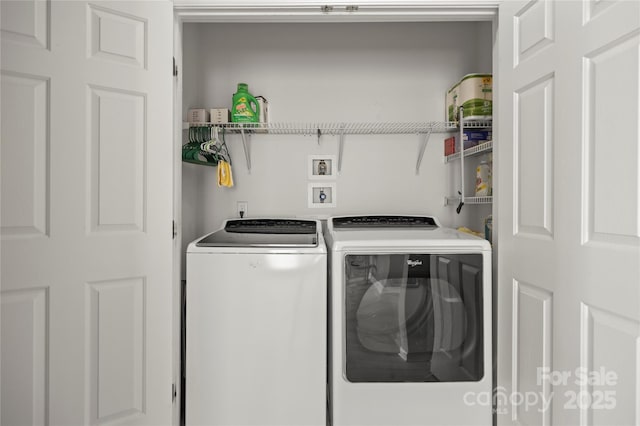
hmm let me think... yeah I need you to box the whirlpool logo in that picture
[407,259,423,267]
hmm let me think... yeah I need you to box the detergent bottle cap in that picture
[237,83,248,92]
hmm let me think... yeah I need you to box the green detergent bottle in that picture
[231,83,259,123]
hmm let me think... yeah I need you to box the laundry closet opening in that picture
[180,21,494,276]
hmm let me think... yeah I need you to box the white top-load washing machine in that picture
[186,218,327,426]
[325,215,492,426]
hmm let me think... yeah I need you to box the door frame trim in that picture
[174,2,498,23]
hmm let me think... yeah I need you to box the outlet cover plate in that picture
[308,183,336,208]
[308,155,336,180]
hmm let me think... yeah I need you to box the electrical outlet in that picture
[237,201,248,218]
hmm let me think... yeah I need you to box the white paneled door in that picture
[1,1,173,425]
[498,1,639,425]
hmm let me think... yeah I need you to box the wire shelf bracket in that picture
[337,124,346,174]
[239,127,251,173]
[415,128,433,175]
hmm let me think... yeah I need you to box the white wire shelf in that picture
[183,121,455,134]
[182,119,492,173]
[444,140,493,163]
[182,119,492,135]
[445,196,493,206]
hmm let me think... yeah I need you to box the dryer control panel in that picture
[332,215,438,229]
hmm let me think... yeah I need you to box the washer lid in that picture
[196,219,318,247]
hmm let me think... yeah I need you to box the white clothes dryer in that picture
[324,215,492,426]
[186,218,327,426]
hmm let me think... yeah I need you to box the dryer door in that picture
[344,253,484,382]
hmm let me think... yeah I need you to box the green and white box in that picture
[446,81,460,122]
[458,73,492,120]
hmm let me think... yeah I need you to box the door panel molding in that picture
[581,30,640,247]
[0,71,50,239]
[580,303,640,426]
[514,72,555,240]
[1,287,49,426]
[87,3,148,69]
[88,277,146,424]
[87,85,147,234]
[513,0,555,67]
[512,279,553,426]
[0,0,50,50]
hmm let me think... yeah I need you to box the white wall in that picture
[181,21,492,272]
